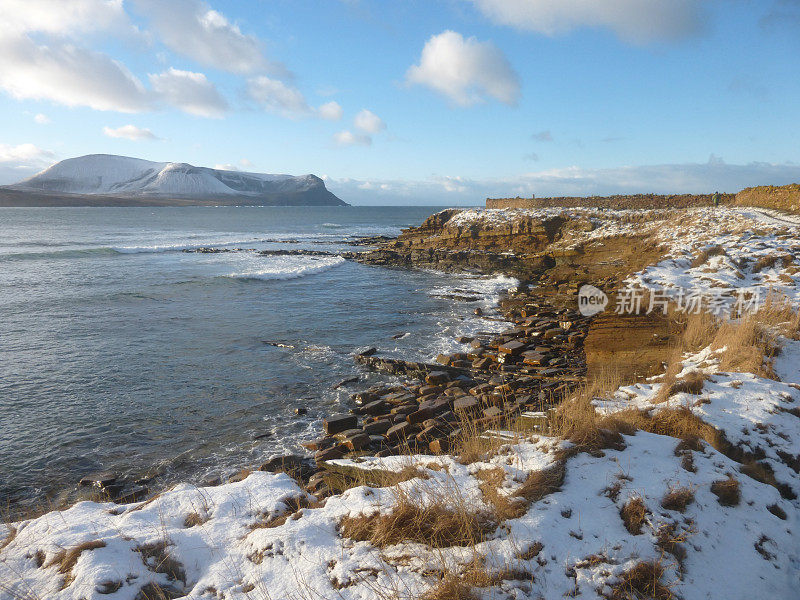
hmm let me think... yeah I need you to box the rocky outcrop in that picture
[583,310,680,381]
[735,184,800,214]
[347,209,573,278]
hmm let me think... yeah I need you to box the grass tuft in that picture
[660,486,694,512]
[611,560,674,600]
[710,476,741,506]
[620,496,647,535]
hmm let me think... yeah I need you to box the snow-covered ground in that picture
[3,205,800,599]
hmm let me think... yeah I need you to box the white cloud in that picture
[103,124,158,140]
[33,113,50,124]
[354,109,386,133]
[0,142,55,183]
[406,30,520,107]
[333,130,372,146]
[132,0,282,75]
[0,142,54,164]
[150,68,227,118]
[239,158,254,168]
[0,33,150,112]
[0,0,132,37]
[469,0,706,44]
[324,158,800,205]
[317,101,343,121]
[246,76,310,117]
[214,163,239,171]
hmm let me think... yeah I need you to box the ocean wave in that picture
[226,256,345,282]
[112,239,262,254]
[0,247,120,261]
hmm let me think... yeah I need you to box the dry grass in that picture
[710,476,741,507]
[422,577,478,600]
[753,255,778,273]
[655,523,688,565]
[620,496,647,535]
[133,582,184,600]
[339,488,495,549]
[135,541,186,583]
[45,540,106,588]
[319,464,428,494]
[0,526,16,553]
[183,512,207,528]
[690,245,726,268]
[660,486,694,512]
[767,503,787,520]
[611,560,674,600]
[514,461,567,506]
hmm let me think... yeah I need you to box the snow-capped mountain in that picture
[3,154,347,206]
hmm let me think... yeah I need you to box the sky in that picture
[1,0,800,205]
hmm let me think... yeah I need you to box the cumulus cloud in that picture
[406,30,520,106]
[247,76,310,118]
[469,0,706,44]
[0,0,132,37]
[33,113,50,124]
[324,158,800,205]
[103,124,159,140]
[333,130,372,146]
[131,0,283,75]
[0,142,54,165]
[0,33,150,112]
[0,142,55,184]
[150,68,227,117]
[354,109,386,133]
[531,130,553,142]
[214,163,239,171]
[317,101,343,121]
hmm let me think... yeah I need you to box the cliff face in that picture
[735,184,800,213]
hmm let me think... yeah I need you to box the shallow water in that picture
[0,206,515,508]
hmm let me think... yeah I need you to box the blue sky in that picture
[1,0,800,204]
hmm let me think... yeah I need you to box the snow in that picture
[3,432,798,599]
[11,154,316,197]
[3,205,800,599]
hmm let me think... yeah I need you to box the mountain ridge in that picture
[1,154,348,206]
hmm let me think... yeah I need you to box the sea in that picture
[0,206,516,510]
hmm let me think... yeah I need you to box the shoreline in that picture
[4,205,800,599]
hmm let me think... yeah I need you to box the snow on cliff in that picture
[8,154,340,201]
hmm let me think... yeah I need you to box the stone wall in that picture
[486,193,735,210]
[735,184,800,213]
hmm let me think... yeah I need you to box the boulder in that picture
[426,371,450,385]
[324,414,358,435]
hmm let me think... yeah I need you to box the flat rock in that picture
[426,371,450,385]
[324,414,358,435]
[453,396,479,412]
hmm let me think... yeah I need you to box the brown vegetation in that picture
[710,476,741,507]
[45,540,106,588]
[135,541,186,583]
[661,486,695,512]
[691,245,726,268]
[620,497,648,535]
[339,489,495,549]
[611,560,674,600]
